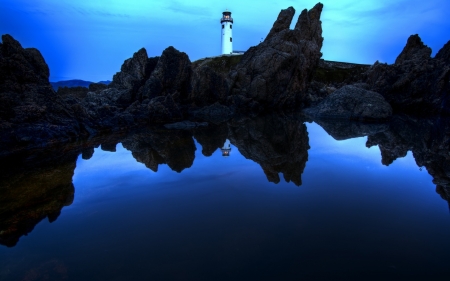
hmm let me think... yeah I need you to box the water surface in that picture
[0,114,449,280]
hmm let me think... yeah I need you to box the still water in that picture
[0,114,449,280]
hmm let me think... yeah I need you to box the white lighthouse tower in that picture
[220,10,233,55]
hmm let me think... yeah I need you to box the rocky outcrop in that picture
[394,34,432,65]
[228,3,324,110]
[304,85,392,121]
[363,35,450,116]
[110,48,157,95]
[138,46,192,102]
[0,34,82,154]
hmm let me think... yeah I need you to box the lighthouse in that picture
[220,10,233,55]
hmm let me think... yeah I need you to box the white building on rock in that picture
[220,10,233,55]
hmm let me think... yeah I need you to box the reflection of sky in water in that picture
[1,122,449,280]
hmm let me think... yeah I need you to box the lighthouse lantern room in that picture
[220,10,233,55]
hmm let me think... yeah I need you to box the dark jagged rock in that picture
[395,34,432,65]
[189,63,229,106]
[57,86,89,99]
[228,114,309,186]
[147,95,183,123]
[0,34,81,153]
[304,85,392,121]
[436,40,450,65]
[110,48,152,91]
[363,35,450,116]
[139,46,192,102]
[308,60,371,104]
[228,3,324,110]
[190,102,234,124]
[265,7,296,41]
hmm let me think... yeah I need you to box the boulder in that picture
[228,3,324,110]
[305,85,392,121]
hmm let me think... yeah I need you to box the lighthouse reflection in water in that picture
[221,139,231,157]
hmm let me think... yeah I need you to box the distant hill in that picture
[50,79,111,91]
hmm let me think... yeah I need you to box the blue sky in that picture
[1,0,449,82]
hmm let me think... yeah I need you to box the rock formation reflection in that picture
[366,115,450,209]
[0,150,77,247]
[314,115,450,209]
[122,129,196,173]
[228,115,310,186]
[3,113,449,247]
